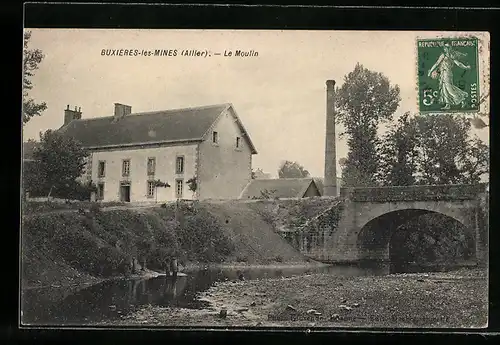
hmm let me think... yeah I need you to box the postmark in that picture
[417,37,479,113]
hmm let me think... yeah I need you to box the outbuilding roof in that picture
[239,178,320,199]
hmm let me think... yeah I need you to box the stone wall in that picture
[343,184,488,202]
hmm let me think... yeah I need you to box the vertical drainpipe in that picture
[324,79,337,197]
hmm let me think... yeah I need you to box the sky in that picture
[23,29,490,179]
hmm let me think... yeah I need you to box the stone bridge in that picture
[294,184,488,267]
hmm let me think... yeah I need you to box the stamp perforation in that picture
[416,35,480,116]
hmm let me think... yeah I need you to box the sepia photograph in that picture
[21,29,489,329]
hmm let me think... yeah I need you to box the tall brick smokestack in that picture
[324,80,337,197]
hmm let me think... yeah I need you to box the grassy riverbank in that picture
[113,268,487,328]
[21,200,309,289]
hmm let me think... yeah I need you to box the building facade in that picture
[58,103,257,203]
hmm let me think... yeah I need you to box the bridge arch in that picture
[356,207,476,270]
[355,200,476,232]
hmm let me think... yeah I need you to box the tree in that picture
[459,136,489,184]
[23,161,42,199]
[23,139,42,198]
[414,114,488,185]
[377,112,419,186]
[390,213,473,269]
[186,177,197,198]
[62,179,98,201]
[335,63,401,187]
[23,31,47,124]
[278,160,310,178]
[152,179,171,203]
[33,130,89,198]
[379,113,489,186]
[258,189,277,199]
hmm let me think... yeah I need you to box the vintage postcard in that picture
[21,29,489,329]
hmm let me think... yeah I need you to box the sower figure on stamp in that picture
[427,43,471,110]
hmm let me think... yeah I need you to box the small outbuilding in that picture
[239,178,322,199]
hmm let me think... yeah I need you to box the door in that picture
[120,184,131,202]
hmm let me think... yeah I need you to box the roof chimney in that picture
[114,103,132,120]
[324,80,337,197]
[64,105,82,126]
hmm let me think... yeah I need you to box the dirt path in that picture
[108,268,488,328]
[22,204,159,218]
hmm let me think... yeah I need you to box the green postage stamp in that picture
[417,37,480,113]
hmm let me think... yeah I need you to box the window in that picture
[176,179,183,198]
[236,137,241,149]
[98,161,106,177]
[212,131,219,144]
[147,180,155,198]
[176,156,185,174]
[97,183,105,200]
[147,157,156,175]
[122,159,130,177]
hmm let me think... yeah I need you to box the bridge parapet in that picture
[341,183,487,203]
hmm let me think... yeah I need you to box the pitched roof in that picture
[239,178,319,199]
[312,177,324,195]
[312,177,342,195]
[58,103,257,153]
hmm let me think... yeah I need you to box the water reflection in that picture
[389,261,475,274]
[22,263,387,325]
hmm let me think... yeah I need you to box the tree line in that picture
[23,31,489,199]
[337,63,489,187]
[277,63,489,186]
[22,31,94,200]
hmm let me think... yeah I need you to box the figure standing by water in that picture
[427,43,471,110]
[164,256,171,277]
[170,256,179,278]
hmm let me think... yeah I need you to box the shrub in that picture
[186,177,197,193]
[96,246,126,276]
[259,189,277,199]
[23,203,241,282]
[53,229,102,273]
[236,256,248,263]
[89,202,102,214]
[156,204,235,262]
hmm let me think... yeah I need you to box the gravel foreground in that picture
[105,268,488,329]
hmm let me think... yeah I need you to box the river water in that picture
[21,264,389,325]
